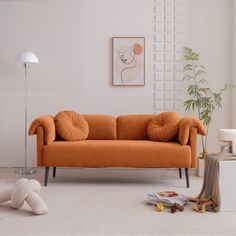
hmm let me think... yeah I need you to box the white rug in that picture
[0,168,235,236]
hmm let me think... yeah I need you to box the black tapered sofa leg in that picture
[179,168,182,178]
[185,168,190,188]
[44,167,49,186]
[53,167,56,178]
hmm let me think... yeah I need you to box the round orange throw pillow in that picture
[147,112,180,142]
[55,111,89,141]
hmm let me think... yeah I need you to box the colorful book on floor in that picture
[147,191,189,207]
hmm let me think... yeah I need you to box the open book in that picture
[147,191,189,207]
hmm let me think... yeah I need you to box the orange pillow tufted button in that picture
[147,112,180,142]
[55,111,89,141]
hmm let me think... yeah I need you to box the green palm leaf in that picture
[183,46,234,159]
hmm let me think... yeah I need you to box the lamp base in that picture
[15,167,37,175]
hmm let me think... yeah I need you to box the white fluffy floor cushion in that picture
[0,178,48,215]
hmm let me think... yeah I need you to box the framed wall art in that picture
[112,37,145,86]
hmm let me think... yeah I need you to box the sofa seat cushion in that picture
[43,140,191,168]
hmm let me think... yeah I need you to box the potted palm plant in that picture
[183,47,234,176]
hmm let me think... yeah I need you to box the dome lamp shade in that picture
[15,51,39,65]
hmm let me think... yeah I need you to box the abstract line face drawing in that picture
[113,37,145,86]
[118,45,135,64]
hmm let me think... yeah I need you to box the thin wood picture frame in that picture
[112,37,145,86]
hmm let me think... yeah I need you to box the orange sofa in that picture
[29,114,202,187]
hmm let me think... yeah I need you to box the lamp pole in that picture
[15,51,38,175]
[24,62,28,171]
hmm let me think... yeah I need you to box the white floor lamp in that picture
[15,50,39,175]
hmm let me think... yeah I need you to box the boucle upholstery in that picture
[28,115,55,144]
[117,114,154,140]
[55,111,89,141]
[147,112,180,142]
[0,178,48,215]
[179,117,206,145]
[43,140,191,168]
[83,114,116,140]
[29,113,206,170]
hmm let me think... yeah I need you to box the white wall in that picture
[183,0,233,153]
[0,0,233,167]
[233,0,236,128]
[0,0,153,167]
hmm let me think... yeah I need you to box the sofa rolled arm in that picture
[178,116,206,145]
[28,115,56,144]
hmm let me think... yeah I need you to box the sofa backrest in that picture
[117,114,154,140]
[83,114,155,140]
[83,114,116,140]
